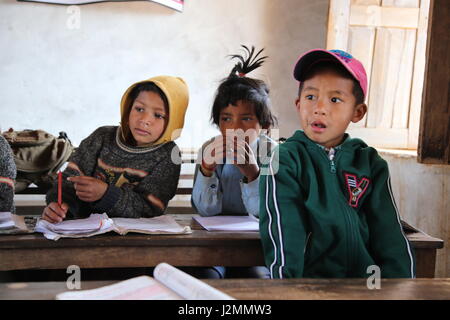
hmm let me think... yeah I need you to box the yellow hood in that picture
[120,75,189,146]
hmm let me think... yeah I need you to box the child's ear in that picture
[294,97,301,112]
[351,103,367,123]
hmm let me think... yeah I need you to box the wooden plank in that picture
[381,0,419,7]
[418,0,450,164]
[391,29,416,129]
[352,0,381,5]
[327,0,351,50]
[347,25,376,127]
[367,28,415,129]
[0,245,264,270]
[350,5,420,28]
[414,248,436,277]
[2,278,450,300]
[407,0,430,149]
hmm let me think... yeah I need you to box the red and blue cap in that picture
[293,49,368,99]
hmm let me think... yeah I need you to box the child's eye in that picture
[155,113,166,119]
[331,97,342,103]
[220,117,231,122]
[134,106,144,112]
[242,117,253,121]
[305,95,315,100]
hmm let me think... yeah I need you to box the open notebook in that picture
[35,213,191,240]
[56,262,234,300]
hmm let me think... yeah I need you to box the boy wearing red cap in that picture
[259,49,415,278]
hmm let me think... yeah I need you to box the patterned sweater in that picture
[46,126,181,219]
[0,135,16,213]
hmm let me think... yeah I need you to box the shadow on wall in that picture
[263,0,329,139]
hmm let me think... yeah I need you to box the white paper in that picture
[0,212,28,231]
[0,212,15,229]
[34,213,114,240]
[56,275,182,300]
[193,215,259,231]
[56,263,234,300]
[154,263,234,300]
[112,215,191,235]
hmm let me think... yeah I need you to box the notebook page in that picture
[0,212,15,229]
[154,263,234,300]
[56,275,182,300]
[193,215,259,231]
[112,215,191,235]
[0,212,27,230]
[34,213,114,240]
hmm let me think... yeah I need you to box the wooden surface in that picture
[0,278,449,300]
[0,215,263,270]
[418,0,450,164]
[0,214,443,277]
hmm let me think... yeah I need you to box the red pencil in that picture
[58,171,62,206]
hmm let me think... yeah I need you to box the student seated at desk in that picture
[192,46,277,279]
[260,49,416,279]
[41,76,189,222]
[0,133,16,213]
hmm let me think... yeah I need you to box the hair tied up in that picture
[228,45,268,78]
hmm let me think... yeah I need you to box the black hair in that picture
[128,82,169,112]
[298,61,365,105]
[211,45,277,129]
[122,82,169,145]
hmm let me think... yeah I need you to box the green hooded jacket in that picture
[259,130,415,278]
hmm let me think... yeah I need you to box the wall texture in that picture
[382,152,449,277]
[0,0,328,147]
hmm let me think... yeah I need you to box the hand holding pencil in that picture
[41,171,68,223]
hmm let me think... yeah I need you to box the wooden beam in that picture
[350,5,419,29]
[418,0,450,164]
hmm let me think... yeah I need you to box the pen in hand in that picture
[58,171,62,206]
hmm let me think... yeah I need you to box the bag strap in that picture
[2,129,53,147]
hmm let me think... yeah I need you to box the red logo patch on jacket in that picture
[344,173,370,208]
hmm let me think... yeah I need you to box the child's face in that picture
[219,100,262,144]
[295,69,366,148]
[128,91,168,146]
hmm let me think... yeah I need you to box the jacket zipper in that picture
[320,147,358,273]
[328,147,336,173]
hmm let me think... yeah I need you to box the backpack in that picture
[2,129,75,193]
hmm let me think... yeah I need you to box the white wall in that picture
[0,0,329,148]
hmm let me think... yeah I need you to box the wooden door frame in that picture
[417,0,450,164]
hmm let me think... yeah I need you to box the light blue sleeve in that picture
[240,176,260,218]
[191,166,223,216]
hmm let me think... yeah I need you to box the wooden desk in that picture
[0,215,263,271]
[0,278,449,300]
[0,215,443,278]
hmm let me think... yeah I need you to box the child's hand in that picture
[230,136,260,182]
[68,176,108,202]
[201,135,226,176]
[42,202,68,223]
